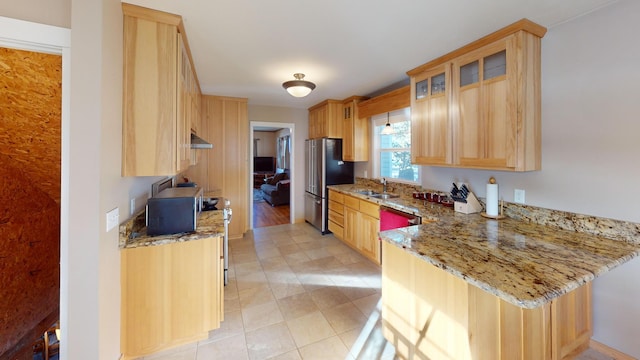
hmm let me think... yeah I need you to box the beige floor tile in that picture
[245,322,297,360]
[236,271,269,291]
[224,278,240,300]
[272,235,297,247]
[145,342,197,360]
[234,251,260,262]
[238,283,275,309]
[203,310,245,343]
[340,286,380,302]
[255,246,282,260]
[325,243,353,255]
[297,336,351,360]
[295,240,324,251]
[286,311,336,348]
[241,300,284,332]
[352,293,382,317]
[277,292,320,321]
[260,256,291,271]
[283,251,312,266]
[265,268,298,284]
[333,251,367,266]
[195,333,248,360]
[234,261,263,276]
[322,302,368,334]
[267,349,302,360]
[309,286,351,310]
[304,248,334,260]
[270,280,307,300]
[225,297,241,313]
[296,272,334,292]
[277,243,303,255]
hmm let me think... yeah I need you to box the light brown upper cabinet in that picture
[408,19,546,171]
[342,96,369,161]
[308,100,343,139]
[411,65,451,166]
[122,3,200,176]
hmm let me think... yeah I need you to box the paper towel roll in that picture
[486,183,499,216]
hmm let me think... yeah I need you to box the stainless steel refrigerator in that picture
[304,138,354,233]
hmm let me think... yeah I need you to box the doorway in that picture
[0,16,69,359]
[249,121,295,229]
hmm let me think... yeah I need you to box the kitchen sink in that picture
[356,189,400,199]
[371,193,400,199]
[357,189,380,196]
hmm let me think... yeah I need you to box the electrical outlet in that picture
[106,207,119,232]
[130,198,136,215]
[514,189,526,204]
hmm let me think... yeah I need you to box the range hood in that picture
[191,133,213,149]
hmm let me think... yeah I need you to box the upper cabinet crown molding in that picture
[357,86,410,119]
[409,18,546,172]
[406,18,547,76]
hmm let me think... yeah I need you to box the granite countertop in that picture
[118,209,226,249]
[328,184,640,309]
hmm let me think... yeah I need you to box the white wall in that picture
[68,0,165,358]
[254,131,277,157]
[248,105,308,223]
[0,0,70,28]
[420,0,640,355]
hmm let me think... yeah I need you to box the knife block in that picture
[454,192,483,214]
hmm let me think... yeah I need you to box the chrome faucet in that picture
[382,178,387,193]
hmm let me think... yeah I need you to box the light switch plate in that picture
[514,189,525,204]
[106,207,119,232]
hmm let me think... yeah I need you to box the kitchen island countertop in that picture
[328,184,640,308]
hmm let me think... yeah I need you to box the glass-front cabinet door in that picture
[453,37,516,169]
[411,64,451,166]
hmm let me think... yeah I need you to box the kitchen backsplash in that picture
[355,177,640,244]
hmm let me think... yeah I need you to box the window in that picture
[372,108,420,183]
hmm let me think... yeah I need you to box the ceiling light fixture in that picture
[381,112,394,135]
[282,73,316,97]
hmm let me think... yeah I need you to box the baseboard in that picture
[590,339,636,360]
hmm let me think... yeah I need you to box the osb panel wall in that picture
[0,153,60,358]
[0,47,61,204]
[0,47,61,358]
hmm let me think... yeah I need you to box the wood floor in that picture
[253,200,290,228]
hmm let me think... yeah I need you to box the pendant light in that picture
[381,112,394,135]
[282,73,316,97]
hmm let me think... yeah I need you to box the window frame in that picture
[371,107,420,185]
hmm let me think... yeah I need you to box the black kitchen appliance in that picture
[146,187,203,235]
[304,138,354,233]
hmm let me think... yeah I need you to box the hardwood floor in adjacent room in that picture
[253,200,290,228]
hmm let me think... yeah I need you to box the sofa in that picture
[260,169,290,206]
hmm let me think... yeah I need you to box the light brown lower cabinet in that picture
[121,236,223,359]
[341,194,380,265]
[328,190,345,240]
[381,241,592,360]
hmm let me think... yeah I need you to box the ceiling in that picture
[124,0,616,109]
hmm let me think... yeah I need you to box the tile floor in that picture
[139,223,616,360]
